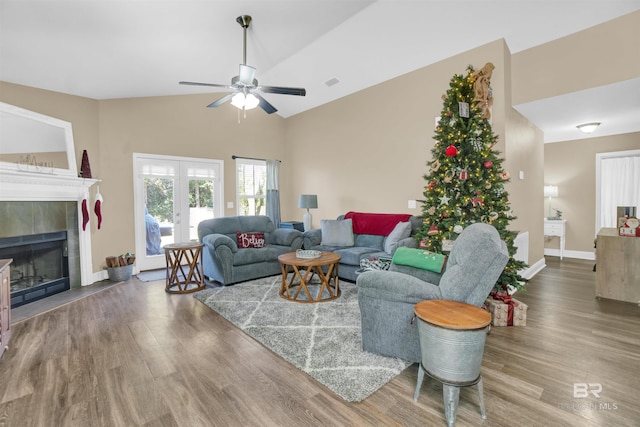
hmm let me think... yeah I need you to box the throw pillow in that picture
[383,221,412,255]
[236,232,265,248]
[321,219,354,246]
[392,247,447,273]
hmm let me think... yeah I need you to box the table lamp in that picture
[298,194,318,231]
[544,185,558,219]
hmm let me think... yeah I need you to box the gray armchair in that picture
[356,223,509,362]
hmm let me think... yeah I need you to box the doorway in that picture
[133,154,223,271]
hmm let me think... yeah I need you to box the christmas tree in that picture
[415,63,527,293]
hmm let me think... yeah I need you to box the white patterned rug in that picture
[193,275,412,402]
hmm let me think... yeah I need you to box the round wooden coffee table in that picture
[164,242,205,294]
[278,252,341,303]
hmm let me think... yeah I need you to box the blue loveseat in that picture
[197,215,304,285]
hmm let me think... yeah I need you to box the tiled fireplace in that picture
[0,202,79,307]
[0,170,98,303]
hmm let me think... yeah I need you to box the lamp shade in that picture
[576,122,600,134]
[298,194,318,209]
[543,185,558,198]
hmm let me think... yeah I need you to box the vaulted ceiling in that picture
[1,1,639,142]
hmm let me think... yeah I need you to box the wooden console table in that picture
[596,228,640,304]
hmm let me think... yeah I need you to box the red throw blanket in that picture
[344,211,412,236]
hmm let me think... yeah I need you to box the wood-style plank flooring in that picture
[0,258,638,426]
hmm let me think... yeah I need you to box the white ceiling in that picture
[1,1,639,142]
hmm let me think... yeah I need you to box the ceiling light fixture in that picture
[231,92,259,110]
[576,122,601,134]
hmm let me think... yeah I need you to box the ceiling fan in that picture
[179,15,306,114]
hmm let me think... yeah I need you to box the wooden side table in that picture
[413,300,491,427]
[278,252,341,303]
[164,242,205,294]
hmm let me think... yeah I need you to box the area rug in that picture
[193,275,412,402]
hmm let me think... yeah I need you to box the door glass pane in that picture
[188,178,214,241]
[144,177,175,255]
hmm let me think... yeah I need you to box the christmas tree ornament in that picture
[419,239,428,248]
[458,102,469,118]
[470,137,483,151]
[427,206,436,215]
[484,160,493,168]
[472,197,483,207]
[489,212,499,223]
[445,145,458,157]
[439,195,451,205]
[501,171,510,180]
[442,239,455,252]
[485,181,492,189]
[428,181,437,190]
[94,188,103,230]
[430,159,441,172]
[454,224,464,234]
[427,225,439,235]
[459,169,469,180]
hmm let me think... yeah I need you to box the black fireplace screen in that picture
[0,231,70,308]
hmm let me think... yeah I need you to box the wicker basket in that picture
[107,264,133,282]
[296,249,321,259]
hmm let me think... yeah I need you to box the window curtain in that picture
[600,156,640,228]
[266,160,281,227]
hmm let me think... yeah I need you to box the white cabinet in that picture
[544,219,566,259]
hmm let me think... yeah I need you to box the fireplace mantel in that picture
[0,169,98,286]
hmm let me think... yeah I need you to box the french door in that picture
[133,154,223,271]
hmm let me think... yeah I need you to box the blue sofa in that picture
[303,213,423,281]
[197,215,304,285]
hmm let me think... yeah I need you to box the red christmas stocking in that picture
[82,198,90,231]
[94,192,103,230]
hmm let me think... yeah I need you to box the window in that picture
[596,149,640,232]
[236,159,266,215]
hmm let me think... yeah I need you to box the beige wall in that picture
[512,10,640,104]
[544,133,640,254]
[285,40,511,220]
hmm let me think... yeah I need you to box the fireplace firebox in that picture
[0,231,70,308]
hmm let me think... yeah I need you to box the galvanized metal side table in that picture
[413,299,491,427]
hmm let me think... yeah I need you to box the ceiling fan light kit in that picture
[179,15,306,115]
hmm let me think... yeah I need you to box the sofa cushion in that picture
[354,234,385,251]
[384,221,412,255]
[236,232,265,248]
[233,247,273,266]
[334,247,380,266]
[321,219,354,246]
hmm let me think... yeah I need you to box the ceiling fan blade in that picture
[207,93,235,108]
[253,93,278,114]
[238,64,256,86]
[179,81,232,89]
[260,85,306,96]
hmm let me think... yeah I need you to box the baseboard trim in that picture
[544,249,596,260]
[520,257,546,280]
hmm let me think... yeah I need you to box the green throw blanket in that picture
[392,247,447,273]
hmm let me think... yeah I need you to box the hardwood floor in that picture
[0,258,638,426]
